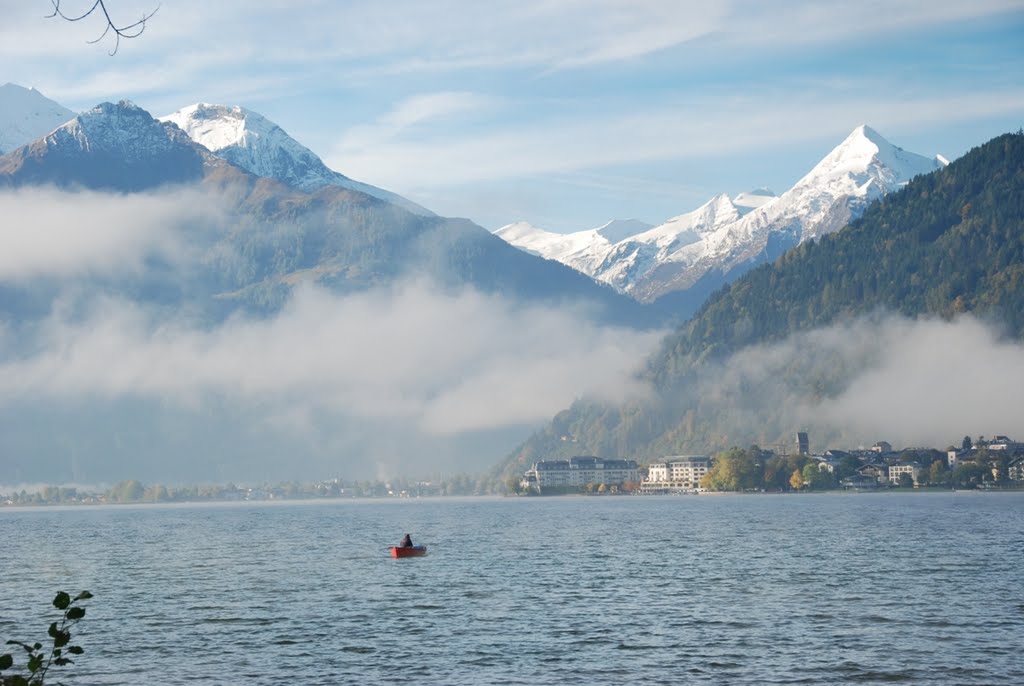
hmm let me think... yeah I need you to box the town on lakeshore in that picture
[518,433,1024,495]
[4,433,1024,507]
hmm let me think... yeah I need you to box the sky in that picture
[3,0,1023,233]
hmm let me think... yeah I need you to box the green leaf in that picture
[48,622,59,638]
[9,675,30,686]
[53,631,70,649]
[67,646,84,655]
[53,592,71,610]
[27,653,43,672]
[0,653,13,669]
[73,591,93,601]
[66,606,86,621]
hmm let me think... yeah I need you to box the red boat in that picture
[391,545,427,558]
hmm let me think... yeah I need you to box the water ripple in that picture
[1,493,1022,684]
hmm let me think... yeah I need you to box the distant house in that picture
[811,456,839,473]
[988,436,1024,452]
[857,464,888,484]
[522,456,639,492]
[948,449,964,469]
[871,441,893,454]
[641,456,711,493]
[888,463,922,486]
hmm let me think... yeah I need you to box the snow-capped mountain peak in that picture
[781,124,945,244]
[55,101,180,157]
[0,100,217,191]
[494,125,946,305]
[161,103,434,216]
[800,124,941,190]
[163,103,318,183]
[494,221,608,263]
[166,103,251,150]
[0,83,76,154]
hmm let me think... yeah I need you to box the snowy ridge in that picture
[494,218,654,273]
[733,188,776,215]
[596,219,654,243]
[496,125,945,303]
[0,100,220,191]
[161,104,434,216]
[49,101,182,158]
[0,83,75,154]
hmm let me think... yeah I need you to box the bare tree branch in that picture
[47,0,159,55]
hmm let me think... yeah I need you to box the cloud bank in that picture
[695,314,1024,452]
[0,282,660,434]
[0,268,662,481]
[0,187,224,281]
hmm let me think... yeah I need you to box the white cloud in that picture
[0,281,663,436]
[697,314,1024,451]
[813,316,1024,446]
[337,92,496,153]
[0,187,225,281]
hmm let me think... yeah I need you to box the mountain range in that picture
[496,126,947,312]
[496,130,1024,479]
[0,86,654,327]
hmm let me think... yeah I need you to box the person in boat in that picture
[399,533,414,548]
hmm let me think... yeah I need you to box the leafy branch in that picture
[46,0,159,55]
[0,591,93,686]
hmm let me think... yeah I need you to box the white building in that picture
[888,463,921,486]
[522,456,639,492]
[987,435,1024,452]
[641,456,711,493]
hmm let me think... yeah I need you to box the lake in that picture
[1,492,1022,685]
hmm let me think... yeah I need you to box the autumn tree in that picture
[700,446,768,491]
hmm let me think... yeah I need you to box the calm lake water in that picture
[1,492,1022,685]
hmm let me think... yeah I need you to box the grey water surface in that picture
[1,492,1022,685]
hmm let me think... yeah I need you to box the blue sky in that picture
[4,0,1024,232]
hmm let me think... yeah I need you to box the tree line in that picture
[1,473,511,506]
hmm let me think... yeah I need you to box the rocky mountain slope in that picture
[0,99,657,326]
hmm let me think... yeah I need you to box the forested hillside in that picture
[499,130,1024,475]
